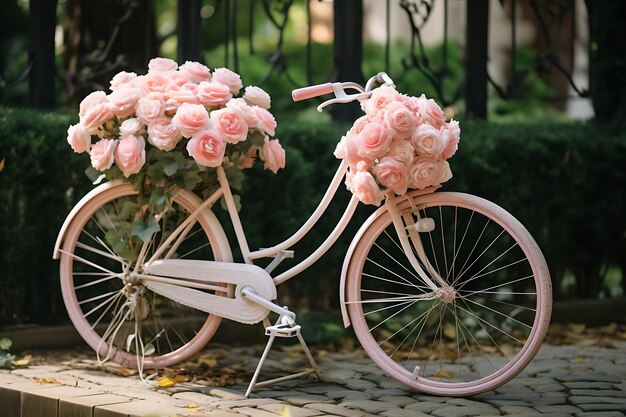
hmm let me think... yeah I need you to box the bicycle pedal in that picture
[265,323,301,338]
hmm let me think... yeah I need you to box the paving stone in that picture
[341,378,377,390]
[413,394,452,403]
[368,388,411,398]
[197,412,243,417]
[431,405,498,417]
[297,384,346,395]
[380,409,430,417]
[572,390,626,398]
[534,404,584,414]
[234,406,284,417]
[257,403,323,417]
[532,383,566,393]
[571,397,626,405]
[486,400,533,407]
[576,412,626,417]
[577,404,626,413]
[323,389,371,400]
[202,387,248,400]
[340,399,400,414]
[404,401,446,413]
[376,395,416,407]
[500,405,541,415]
[304,402,377,417]
[566,382,620,390]
[559,373,622,384]
[217,398,280,409]
[95,399,181,417]
[280,394,335,406]
[172,391,224,405]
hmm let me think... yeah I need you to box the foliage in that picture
[0,337,14,368]
[1,106,625,326]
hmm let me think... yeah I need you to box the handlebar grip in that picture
[292,83,334,101]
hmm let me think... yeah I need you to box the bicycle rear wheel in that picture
[59,182,231,369]
[346,192,551,396]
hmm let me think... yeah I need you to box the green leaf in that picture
[132,216,161,242]
[84,166,102,182]
[120,200,141,221]
[149,188,168,210]
[163,161,178,176]
[0,338,12,351]
[220,195,241,212]
[0,352,15,369]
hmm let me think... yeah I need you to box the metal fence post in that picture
[177,0,202,64]
[28,0,57,108]
[465,0,489,119]
[332,0,364,123]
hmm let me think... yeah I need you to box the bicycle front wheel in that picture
[346,192,551,396]
[59,182,231,369]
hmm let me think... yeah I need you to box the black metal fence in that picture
[6,0,591,121]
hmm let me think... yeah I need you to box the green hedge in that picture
[1,106,625,325]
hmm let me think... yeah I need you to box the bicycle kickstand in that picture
[245,309,322,397]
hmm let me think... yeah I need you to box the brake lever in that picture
[316,82,370,112]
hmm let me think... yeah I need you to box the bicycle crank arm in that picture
[142,259,277,324]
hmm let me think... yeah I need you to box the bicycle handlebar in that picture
[292,83,335,101]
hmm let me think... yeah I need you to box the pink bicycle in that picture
[53,72,552,397]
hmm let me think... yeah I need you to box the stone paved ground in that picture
[1,338,625,417]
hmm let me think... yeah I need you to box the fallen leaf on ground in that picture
[33,377,61,384]
[434,369,454,379]
[13,354,32,367]
[156,376,176,388]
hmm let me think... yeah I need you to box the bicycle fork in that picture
[384,194,455,302]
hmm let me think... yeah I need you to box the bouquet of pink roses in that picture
[334,86,460,206]
[66,57,285,210]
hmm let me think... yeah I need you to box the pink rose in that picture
[135,94,165,125]
[186,130,225,167]
[80,100,113,134]
[109,71,137,91]
[388,138,415,166]
[90,139,117,171]
[409,156,441,189]
[261,138,286,174]
[411,124,443,158]
[354,121,392,160]
[196,81,232,107]
[147,119,182,151]
[226,98,256,126]
[165,85,200,112]
[398,94,421,117]
[383,101,416,137]
[107,87,140,118]
[139,72,171,96]
[334,136,347,159]
[119,118,145,137]
[251,107,277,136]
[337,134,367,168]
[365,86,399,116]
[212,68,243,95]
[350,171,383,206]
[79,91,107,117]
[373,157,410,195]
[348,115,371,136]
[437,160,453,184]
[179,61,212,83]
[67,124,91,153]
[114,135,145,177]
[440,119,460,160]
[210,107,248,144]
[148,57,178,72]
[417,94,446,128]
[172,102,211,137]
[168,72,192,88]
[243,86,271,109]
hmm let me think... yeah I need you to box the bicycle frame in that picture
[143,157,444,293]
